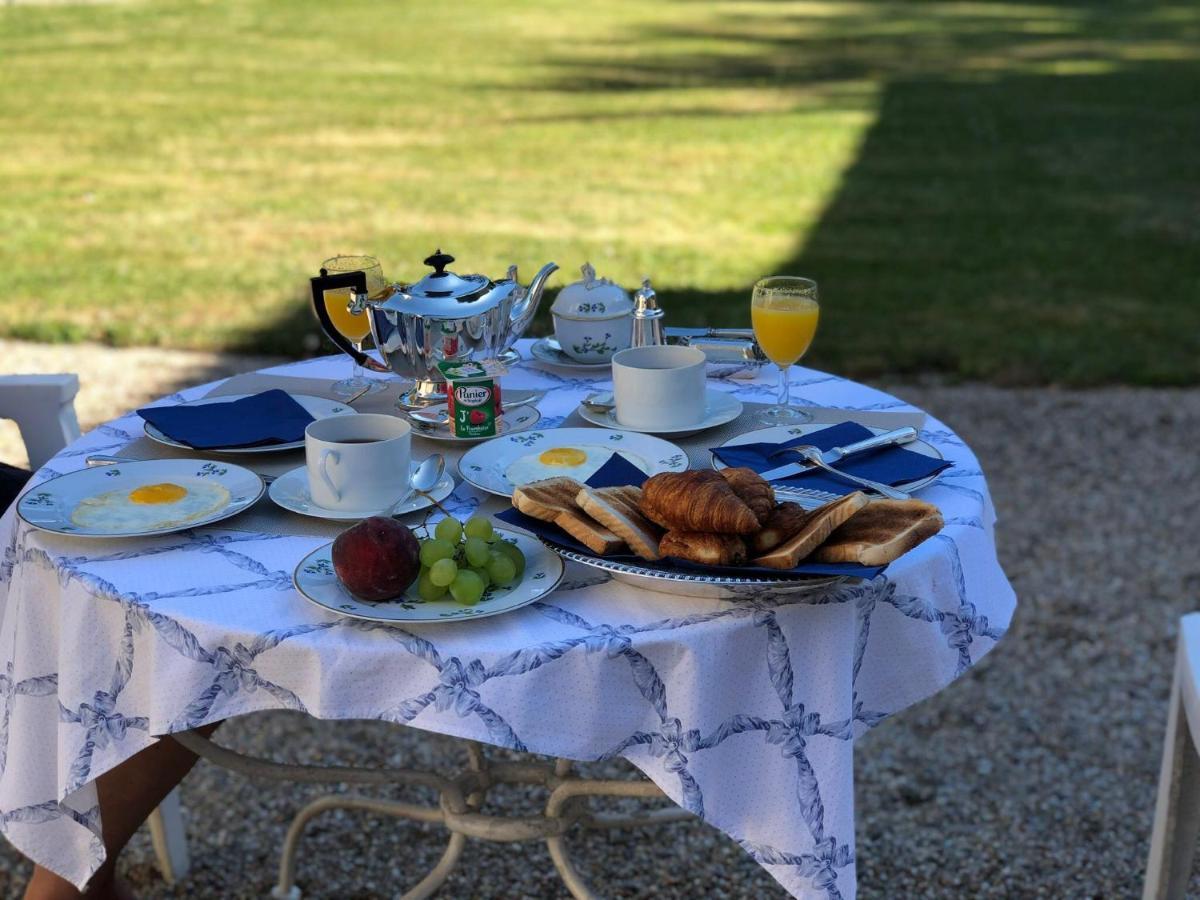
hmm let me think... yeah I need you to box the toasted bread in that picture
[512,477,586,522]
[813,498,943,566]
[753,492,869,569]
[660,531,748,567]
[513,477,626,555]
[749,502,812,555]
[556,510,627,555]
[577,485,663,561]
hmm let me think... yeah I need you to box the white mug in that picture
[611,345,707,430]
[305,414,412,512]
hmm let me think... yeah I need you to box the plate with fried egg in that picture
[17,459,265,538]
[457,427,689,498]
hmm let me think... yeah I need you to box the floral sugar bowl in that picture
[549,263,634,363]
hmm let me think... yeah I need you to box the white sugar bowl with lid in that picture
[549,263,634,363]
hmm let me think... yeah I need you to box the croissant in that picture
[659,531,748,567]
[640,471,760,534]
[720,467,775,525]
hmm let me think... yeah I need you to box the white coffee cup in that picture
[305,414,412,512]
[611,345,707,431]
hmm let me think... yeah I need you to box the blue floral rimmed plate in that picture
[17,459,265,539]
[456,427,689,498]
[291,526,564,623]
[143,393,355,454]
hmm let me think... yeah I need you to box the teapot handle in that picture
[309,269,390,372]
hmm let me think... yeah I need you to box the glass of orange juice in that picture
[320,255,393,398]
[751,276,820,424]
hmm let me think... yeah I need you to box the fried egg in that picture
[504,444,649,487]
[71,480,231,533]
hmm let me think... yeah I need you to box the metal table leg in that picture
[172,728,692,898]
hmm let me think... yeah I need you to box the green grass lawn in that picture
[1,0,1197,384]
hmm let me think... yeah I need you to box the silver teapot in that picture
[311,250,557,407]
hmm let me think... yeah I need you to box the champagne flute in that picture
[319,255,392,399]
[750,276,820,424]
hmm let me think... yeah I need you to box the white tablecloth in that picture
[0,343,1015,899]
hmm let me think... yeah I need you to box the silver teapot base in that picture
[395,380,448,410]
[393,348,523,410]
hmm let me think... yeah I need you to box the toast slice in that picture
[752,492,869,570]
[813,498,943,566]
[512,477,586,522]
[750,502,811,555]
[512,477,626,555]
[577,485,663,561]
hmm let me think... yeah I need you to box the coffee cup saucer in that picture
[576,388,743,437]
[268,461,456,521]
[529,337,613,371]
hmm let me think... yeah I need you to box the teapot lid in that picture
[550,263,633,320]
[406,250,491,301]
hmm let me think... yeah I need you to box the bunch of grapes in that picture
[416,515,526,606]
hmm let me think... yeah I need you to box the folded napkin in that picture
[137,390,316,450]
[496,454,884,580]
[710,421,951,495]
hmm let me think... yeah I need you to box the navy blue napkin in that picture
[496,453,884,580]
[710,421,951,495]
[137,390,316,450]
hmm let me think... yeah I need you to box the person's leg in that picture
[0,462,31,513]
[23,724,220,900]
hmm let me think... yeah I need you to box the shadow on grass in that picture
[243,0,1200,385]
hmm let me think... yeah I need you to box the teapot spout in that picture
[508,261,558,338]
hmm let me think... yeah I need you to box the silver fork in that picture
[788,445,910,501]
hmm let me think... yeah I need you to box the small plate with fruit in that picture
[291,514,564,624]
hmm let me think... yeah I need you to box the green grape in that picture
[417,571,447,603]
[429,557,458,587]
[494,540,526,578]
[469,566,491,589]
[464,536,491,567]
[450,570,485,605]
[486,552,517,586]
[419,539,456,568]
[464,515,494,542]
[434,517,463,545]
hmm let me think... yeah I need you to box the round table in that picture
[0,343,1015,899]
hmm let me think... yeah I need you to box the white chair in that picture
[1144,613,1200,899]
[0,373,190,884]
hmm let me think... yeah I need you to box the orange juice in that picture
[752,300,819,366]
[322,288,371,342]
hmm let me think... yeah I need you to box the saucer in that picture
[268,461,456,521]
[404,403,541,443]
[529,337,613,371]
[577,388,743,437]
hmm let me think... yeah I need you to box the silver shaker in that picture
[630,276,665,348]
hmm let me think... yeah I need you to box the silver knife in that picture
[757,427,919,481]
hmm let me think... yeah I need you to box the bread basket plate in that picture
[713,423,944,506]
[293,527,564,624]
[540,536,849,600]
[143,393,355,454]
[458,428,689,498]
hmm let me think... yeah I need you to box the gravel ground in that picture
[1,342,1197,898]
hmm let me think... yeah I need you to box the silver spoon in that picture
[390,454,447,516]
[789,445,911,501]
